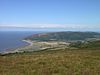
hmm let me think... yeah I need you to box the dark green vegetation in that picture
[70,40,100,49]
[0,40,100,75]
[26,32,100,41]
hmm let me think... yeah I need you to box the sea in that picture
[0,31,42,53]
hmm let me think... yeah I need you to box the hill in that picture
[0,49,100,75]
[25,32,100,41]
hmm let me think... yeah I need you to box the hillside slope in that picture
[0,49,100,75]
[25,32,100,41]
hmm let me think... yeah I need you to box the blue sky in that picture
[0,0,100,31]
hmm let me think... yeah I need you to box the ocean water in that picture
[0,31,41,52]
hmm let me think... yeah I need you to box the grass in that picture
[0,49,100,75]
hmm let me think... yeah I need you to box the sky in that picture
[0,0,100,31]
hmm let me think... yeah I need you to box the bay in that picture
[0,31,41,52]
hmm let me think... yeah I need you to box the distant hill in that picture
[25,32,100,41]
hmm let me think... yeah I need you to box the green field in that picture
[0,49,100,75]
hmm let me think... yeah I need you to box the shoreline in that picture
[0,40,70,55]
[0,40,34,55]
[22,40,33,46]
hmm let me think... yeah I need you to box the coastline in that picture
[0,40,34,55]
[0,40,70,55]
[22,40,33,46]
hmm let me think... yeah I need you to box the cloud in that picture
[0,24,100,30]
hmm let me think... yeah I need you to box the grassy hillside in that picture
[0,49,100,75]
[26,32,100,41]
